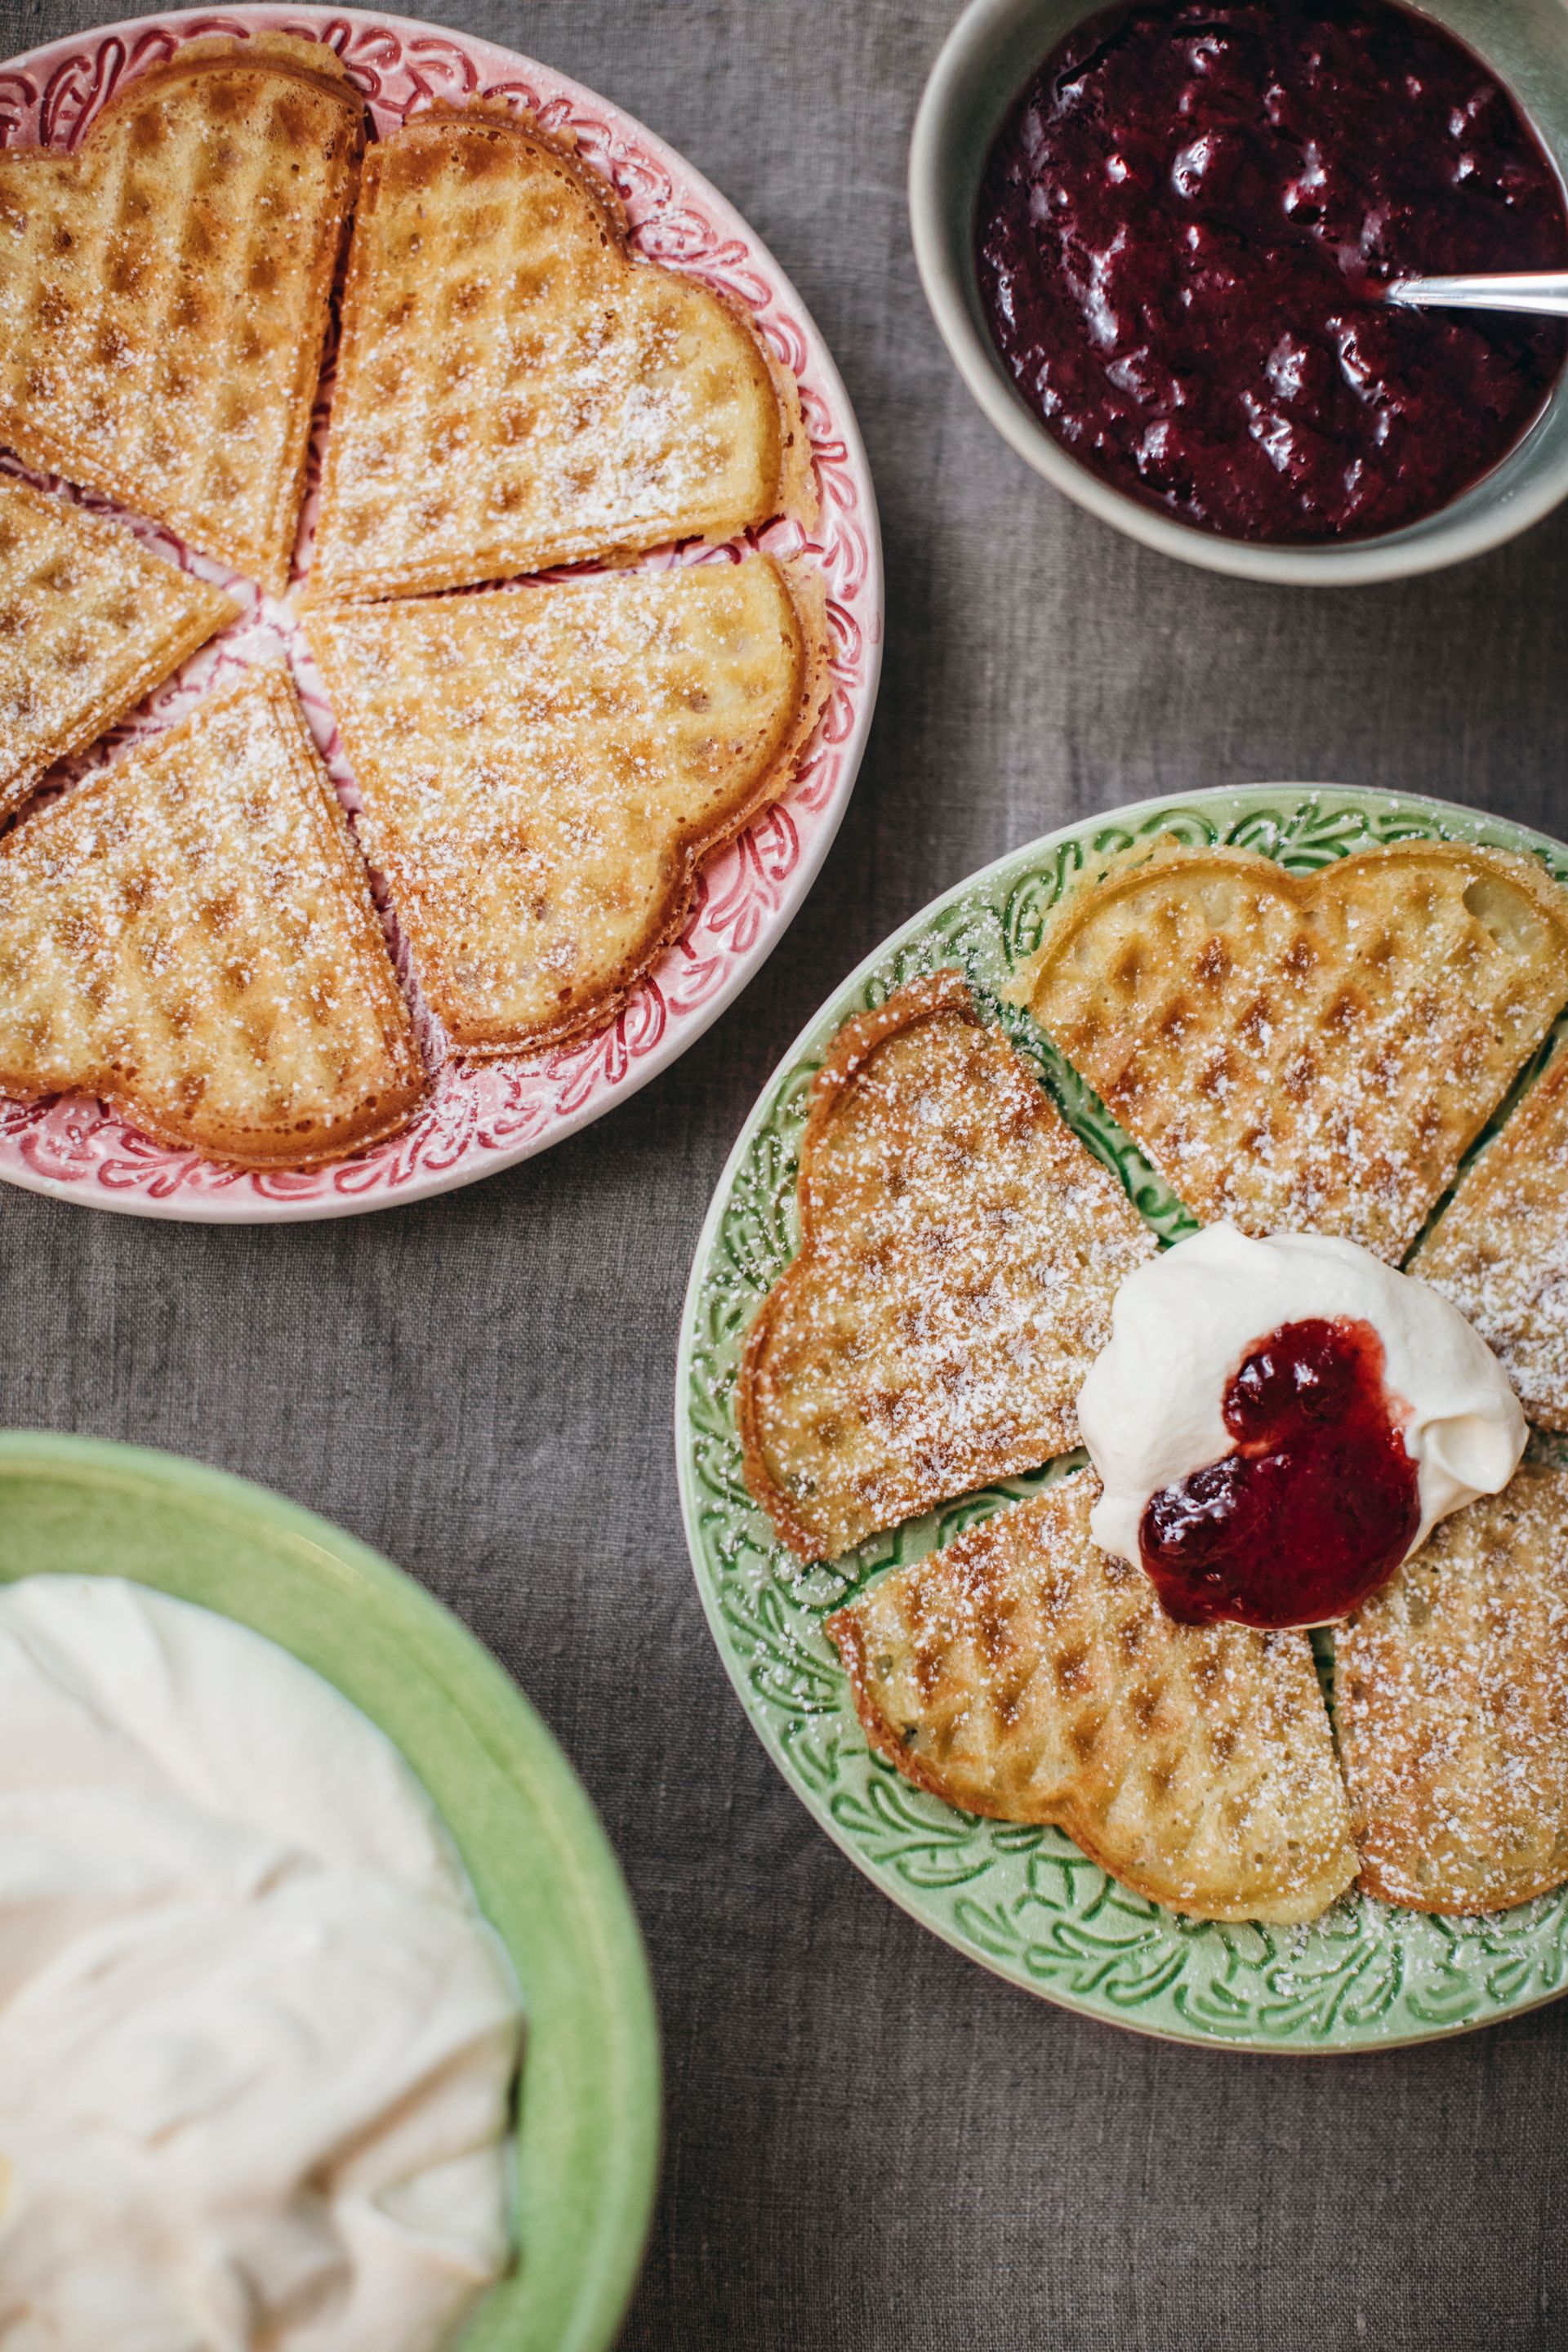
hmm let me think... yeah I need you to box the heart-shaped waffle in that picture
[1018,840,1568,1261]
[307,556,828,1056]
[826,1469,1357,1924]
[0,666,423,1167]
[738,971,1157,1561]
[0,36,363,594]
[0,479,235,822]
[1339,1467,1568,1913]
[311,106,813,602]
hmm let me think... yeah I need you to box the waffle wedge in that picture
[0,35,363,593]
[738,973,1158,1561]
[826,1470,1356,1923]
[1338,1468,1568,1914]
[1413,1049,1568,1430]
[1016,841,1568,1261]
[307,556,826,1056]
[0,479,236,821]
[310,105,813,602]
[0,666,424,1166]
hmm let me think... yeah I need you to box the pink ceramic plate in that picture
[0,6,882,1221]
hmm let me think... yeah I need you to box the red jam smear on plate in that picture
[975,0,1568,543]
[1138,1316,1420,1628]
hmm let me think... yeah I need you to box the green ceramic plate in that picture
[0,1431,660,2347]
[677,783,1568,2053]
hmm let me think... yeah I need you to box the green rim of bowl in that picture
[676,783,1568,2053]
[0,1431,660,2347]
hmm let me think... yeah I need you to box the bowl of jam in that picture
[911,0,1568,581]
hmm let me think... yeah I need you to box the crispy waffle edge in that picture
[308,102,816,605]
[478,553,831,1060]
[0,34,365,594]
[733,965,1127,1561]
[1011,835,1568,1015]
[0,492,238,822]
[305,553,831,1065]
[0,665,427,1169]
[1008,835,1568,1250]
[822,1472,1359,1925]
[736,969,982,1559]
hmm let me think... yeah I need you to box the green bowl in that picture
[0,1430,660,2350]
[678,783,1568,2052]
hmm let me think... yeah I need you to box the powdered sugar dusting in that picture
[313,109,793,599]
[1339,1468,1568,1912]
[829,1468,1357,1922]
[0,665,421,1162]
[1415,1048,1568,1432]
[1026,843,1568,1263]
[0,6,879,1218]
[0,475,233,813]
[745,973,1158,1561]
[0,35,360,592]
[309,559,817,1051]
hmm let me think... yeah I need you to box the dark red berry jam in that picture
[1139,1316,1419,1628]
[975,0,1568,542]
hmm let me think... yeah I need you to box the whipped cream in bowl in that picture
[1077,1223,1526,1628]
[0,1574,523,2352]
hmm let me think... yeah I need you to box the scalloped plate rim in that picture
[0,2,884,1223]
[676,781,1568,2053]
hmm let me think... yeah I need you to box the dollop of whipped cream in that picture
[1079,1223,1526,1584]
[0,1575,522,2352]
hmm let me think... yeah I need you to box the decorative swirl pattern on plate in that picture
[0,5,881,1219]
[678,786,1568,2048]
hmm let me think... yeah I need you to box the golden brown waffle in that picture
[310,105,813,602]
[826,1470,1356,1923]
[0,35,363,594]
[0,478,236,821]
[1338,1467,1568,1914]
[1413,1049,1568,1432]
[738,972,1158,1561]
[0,666,424,1166]
[307,556,827,1058]
[1016,840,1568,1262]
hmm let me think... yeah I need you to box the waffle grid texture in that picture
[5,33,1568,1927]
[1018,841,1568,1263]
[308,556,827,1056]
[1339,1467,1568,1914]
[738,971,1159,1561]
[0,35,363,593]
[0,476,235,818]
[1414,1046,1568,1433]
[0,38,829,1170]
[311,106,812,603]
[827,1468,1358,1925]
[0,665,424,1166]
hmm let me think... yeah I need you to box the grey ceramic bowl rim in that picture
[909,0,1568,585]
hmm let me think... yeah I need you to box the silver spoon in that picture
[1385,270,1568,319]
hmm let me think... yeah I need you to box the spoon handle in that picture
[1386,270,1568,319]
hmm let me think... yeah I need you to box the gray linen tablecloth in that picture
[2,2,1567,2344]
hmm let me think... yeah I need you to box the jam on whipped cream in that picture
[975,0,1568,544]
[1139,1314,1419,1625]
[1078,1225,1526,1628]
